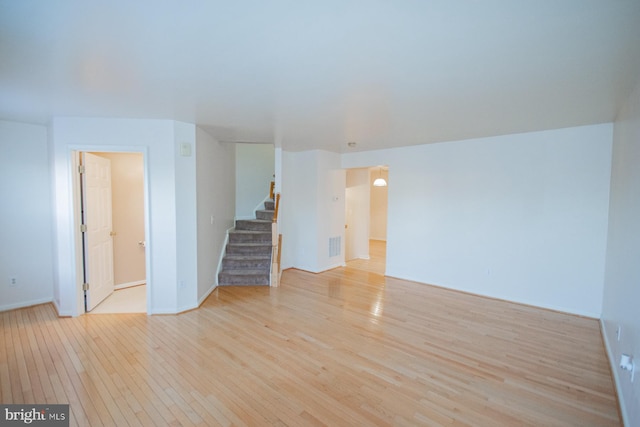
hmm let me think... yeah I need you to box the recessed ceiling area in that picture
[1,1,639,152]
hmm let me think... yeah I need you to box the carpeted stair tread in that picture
[235,219,272,231]
[224,253,270,258]
[218,269,270,286]
[256,209,275,220]
[226,242,271,248]
[220,269,271,275]
[228,229,272,243]
[222,254,271,269]
[226,243,272,255]
[229,230,271,237]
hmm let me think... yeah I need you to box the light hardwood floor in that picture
[1,242,620,426]
[345,239,386,276]
[88,285,147,314]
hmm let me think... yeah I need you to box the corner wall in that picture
[281,150,344,272]
[602,78,640,426]
[196,127,235,303]
[235,143,274,219]
[0,121,54,311]
[174,121,198,312]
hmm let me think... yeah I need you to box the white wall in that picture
[281,150,344,272]
[174,121,198,312]
[319,157,346,271]
[0,121,54,311]
[236,143,274,219]
[342,124,612,317]
[345,168,370,260]
[601,78,640,427]
[281,150,319,271]
[274,147,283,194]
[49,117,198,315]
[196,127,235,303]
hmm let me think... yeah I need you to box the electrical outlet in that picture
[9,277,17,287]
[620,354,635,382]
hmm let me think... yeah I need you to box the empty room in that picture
[1,1,639,426]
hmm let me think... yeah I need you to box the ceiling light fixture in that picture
[373,167,387,187]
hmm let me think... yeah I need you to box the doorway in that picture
[345,166,388,275]
[73,150,148,314]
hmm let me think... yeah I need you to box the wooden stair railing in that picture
[272,193,280,223]
[271,187,282,287]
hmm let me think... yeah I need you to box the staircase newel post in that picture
[270,193,281,287]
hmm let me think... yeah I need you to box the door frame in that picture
[71,146,151,315]
[344,165,389,271]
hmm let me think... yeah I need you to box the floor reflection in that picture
[345,239,386,276]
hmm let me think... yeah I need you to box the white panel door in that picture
[83,152,115,311]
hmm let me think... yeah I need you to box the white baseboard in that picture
[51,299,74,317]
[216,227,232,285]
[198,284,218,307]
[324,262,346,272]
[290,262,347,274]
[115,280,146,290]
[600,319,629,426]
[51,299,65,316]
[149,307,178,315]
[0,297,53,313]
[175,303,198,313]
[152,284,218,315]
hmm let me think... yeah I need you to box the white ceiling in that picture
[2,1,640,152]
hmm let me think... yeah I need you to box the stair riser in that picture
[235,220,272,232]
[218,274,270,286]
[229,233,271,243]
[256,210,273,221]
[222,259,271,270]
[264,201,275,210]
[226,244,272,255]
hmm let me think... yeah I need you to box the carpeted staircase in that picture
[218,199,274,286]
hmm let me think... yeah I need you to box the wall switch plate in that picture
[179,143,192,157]
[616,326,622,341]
